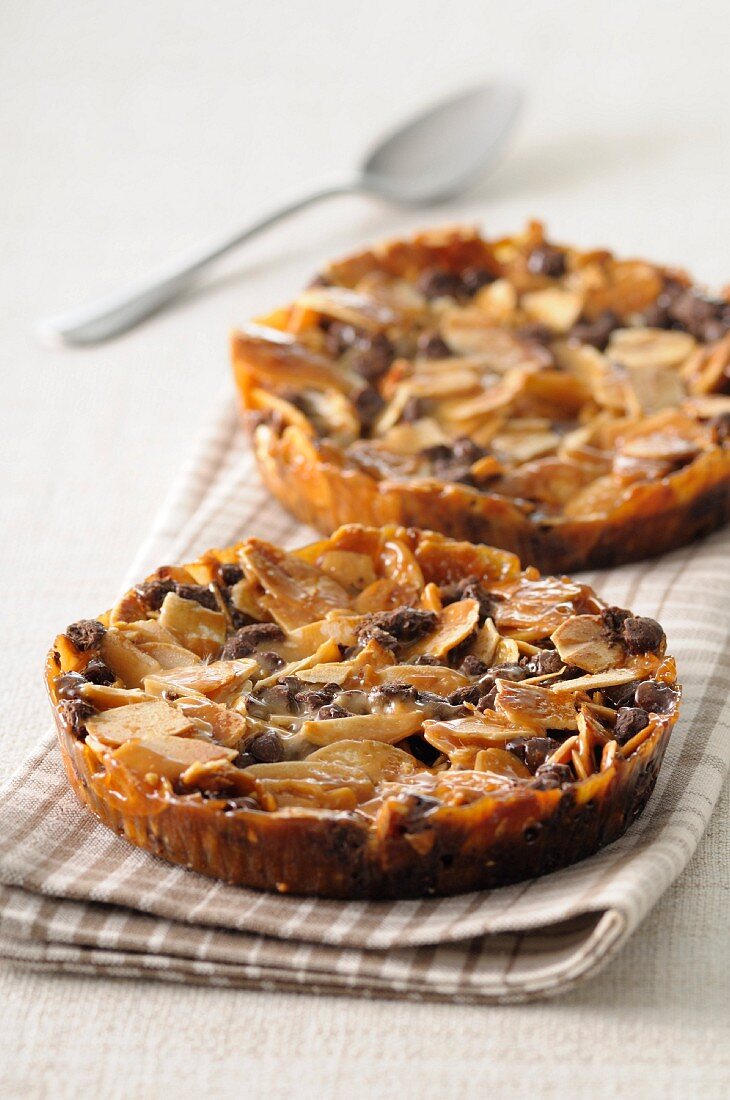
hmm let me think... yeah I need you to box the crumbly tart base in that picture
[232,223,730,573]
[48,525,680,899]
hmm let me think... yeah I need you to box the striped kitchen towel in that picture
[0,388,727,1003]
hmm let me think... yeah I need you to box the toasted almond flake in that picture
[405,598,480,659]
[172,698,248,748]
[158,593,227,659]
[308,740,422,783]
[300,710,423,747]
[100,631,162,689]
[241,539,353,631]
[550,614,625,673]
[545,735,579,766]
[78,685,150,709]
[316,550,377,591]
[424,712,533,754]
[410,369,481,399]
[467,618,500,665]
[377,663,468,695]
[297,286,397,330]
[104,733,236,782]
[472,278,519,323]
[116,620,183,646]
[495,680,579,730]
[571,749,589,781]
[144,659,258,701]
[601,740,618,771]
[473,747,531,780]
[491,428,561,464]
[137,642,205,669]
[494,637,520,664]
[256,639,342,689]
[549,667,638,693]
[608,327,696,369]
[85,699,196,744]
[619,722,656,757]
[233,324,356,394]
[372,419,450,456]
[521,287,583,332]
[419,582,443,613]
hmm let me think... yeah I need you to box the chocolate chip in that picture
[527,245,566,278]
[219,563,244,587]
[354,385,385,430]
[83,658,116,686]
[516,322,553,345]
[412,654,442,666]
[531,762,573,790]
[667,289,729,341]
[416,331,451,358]
[358,625,398,651]
[569,310,619,350]
[295,683,339,711]
[416,268,463,300]
[359,607,437,647]
[459,654,490,678]
[317,703,350,720]
[220,622,285,660]
[447,684,481,706]
[58,697,96,736]
[603,680,640,708]
[376,681,418,702]
[711,413,730,445]
[135,578,176,611]
[507,736,560,771]
[635,680,678,714]
[462,266,496,295]
[452,437,487,463]
[175,584,218,611]
[256,651,285,673]
[614,707,649,746]
[523,649,563,676]
[491,663,529,682]
[476,687,497,711]
[55,672,86,699]
[324,321,360,357]
[65,619,106,652]
[349,333,394,383]
[232,752,256,770]
[600,605,632,638]
[622,616,665,655]
[401,396,428,423]
[248,731,284,763]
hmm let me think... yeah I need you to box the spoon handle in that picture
[36,177,358,347]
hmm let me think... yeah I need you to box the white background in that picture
[1,1,728,1096]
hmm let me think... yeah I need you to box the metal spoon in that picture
[37,82,522,347]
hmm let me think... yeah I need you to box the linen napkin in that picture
[0,388,727,1003]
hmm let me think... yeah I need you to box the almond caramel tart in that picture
[48,525,679,898]
[232,223,730,572]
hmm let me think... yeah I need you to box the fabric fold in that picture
[1,390,727,1003]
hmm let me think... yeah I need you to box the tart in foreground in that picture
[232,222,730,572]
[48,525,680,899]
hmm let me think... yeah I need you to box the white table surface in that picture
[1,1,728,1096]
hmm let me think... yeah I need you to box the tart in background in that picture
[232,223,730,572]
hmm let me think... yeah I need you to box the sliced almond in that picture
[144,659,257,701]
[85,699,196,745]
[137,642,204,669]
[241,539,352,631]
[107,734,236,782]
[78,685,150,709]
[549,667,639,693]
[316,550,377,591]
[521,287,583,332]
[300,710,423,747]
[608,327,696,370]
[405,598,479,659]
[495,680,578,730]
[473,747,531,780]
[308,740,422,783]
[100,630,162,689]
[172,698,248,748]
[158,593,227,658]
[550,615,625,673]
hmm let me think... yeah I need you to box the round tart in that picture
[231,222,730,572]
[48,525,679,898]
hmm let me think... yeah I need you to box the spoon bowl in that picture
[361,83,522,205]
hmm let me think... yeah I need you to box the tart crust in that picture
[47,525,680,898]
[231,224,730,572]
